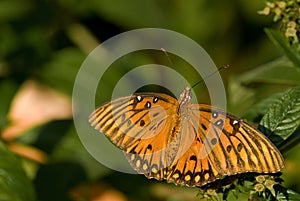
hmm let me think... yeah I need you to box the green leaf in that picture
[0,141,36,201]
[265,28,300,68]
[276,188,300,201]
[238,57,300,85]
[0,0,32,21]
[39,48,86,96]
[242,91,284,121]
[260,86,300,146]
[0,80,19,129]
[228,76,256,116]
[51,126,110,180]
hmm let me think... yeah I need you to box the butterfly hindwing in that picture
[147,104,284,186]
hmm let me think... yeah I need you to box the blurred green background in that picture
[0,0,299,200]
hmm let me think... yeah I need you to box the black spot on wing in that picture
[140,119,145,127]
[215,119,224,128]
[189,155,197,161]
[226,145,232,153]
[229,118,240,135]
[212,111,218,118]
[146,144,152,151]
[237,143,243,152]
[201,123,207,130]
[136,96,143,102]
[211,138,217,145]
[145,101,151,108]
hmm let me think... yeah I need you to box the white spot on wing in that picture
[233,120,239,125]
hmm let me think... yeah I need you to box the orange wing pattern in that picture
[89,88,284,187]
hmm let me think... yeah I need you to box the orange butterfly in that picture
[89,87,284,187]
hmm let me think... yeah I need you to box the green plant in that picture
[201,1,300,199]
[0,1,300,200]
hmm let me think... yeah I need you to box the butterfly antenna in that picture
[191,64,229,89]
[161,48,187,88]
[161,48,176,69]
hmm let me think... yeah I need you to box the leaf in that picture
[242,92,284,121]
[51,126,110,180]
[0,0,31,21]
[0,80,19,129]
[40,48,86,96]
[238,57,300,85]
[276,188,300,201]
[260,86,300,146]
[227,76,256,116]
[265,28,300,68]
[0,141,36,201]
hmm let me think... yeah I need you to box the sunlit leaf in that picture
[260,86,300,145]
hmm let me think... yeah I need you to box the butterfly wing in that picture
[89,93,183,171]
[90,93,284,187]
[140,104,284,186]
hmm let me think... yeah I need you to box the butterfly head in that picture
[179,87,192,106]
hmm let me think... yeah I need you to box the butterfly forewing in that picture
[89,88,284,187]
[89,93,184,169]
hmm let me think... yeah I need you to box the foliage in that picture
[0,141,35,201]
[258,0,300,44]
[199,1,300,199]
[0,0,300,201]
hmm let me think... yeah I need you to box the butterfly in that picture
[89,86,284,187]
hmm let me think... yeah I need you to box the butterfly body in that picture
[89,87,284,187]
